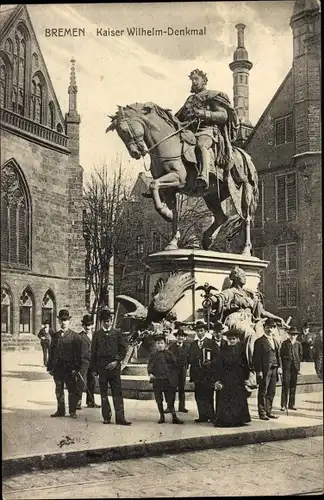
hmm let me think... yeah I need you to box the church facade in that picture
[1,5,85,340]
[247,0,321,327]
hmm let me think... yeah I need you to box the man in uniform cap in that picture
[280,326,303,411]
[47,309,82,418]
[188,320,218,423]
[90,308,131,425]
[76,314,101,410]
[252,318,282,420]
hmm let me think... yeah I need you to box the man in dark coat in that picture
[47,309,82,418]
[167,327,190,413]
[76,314,101,410]
[38,319,54,367]
[148,334,183,424]
[280,327,303,411]
[211,321,228,414]
[252,318,283,420]
[188,320,217,423]
[90,308,131,425]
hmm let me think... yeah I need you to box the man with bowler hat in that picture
[280,326,303,411]
[167,327,190,413]
[90,308,131,425]
[76,314,101,410]
[47,309,82,418]
[252,318,282,420]
[188,320,217,423]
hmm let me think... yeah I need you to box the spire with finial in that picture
[229,24,253,144]
[68,57,78,114]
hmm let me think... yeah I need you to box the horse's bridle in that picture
[119,115,197,160]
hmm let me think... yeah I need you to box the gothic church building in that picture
[1,5,85,342]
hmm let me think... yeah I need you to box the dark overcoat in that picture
[90,328,127,373]
[188,338,218,383]
[252,335,282,380]
[47,329,82,374]
[280,339,303,372]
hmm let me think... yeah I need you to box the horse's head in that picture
[106,103,154,160]
[106,102,178,160]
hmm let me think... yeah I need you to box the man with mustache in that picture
[175,69,238,194]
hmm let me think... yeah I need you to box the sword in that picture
[77,371,95,407]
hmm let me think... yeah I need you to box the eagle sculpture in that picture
[116,272,195,327]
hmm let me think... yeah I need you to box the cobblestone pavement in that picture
[3,436,323,498]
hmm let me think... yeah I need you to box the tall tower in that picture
[290,0,321,154]
[229,24,253,147]
[65,58,86,320]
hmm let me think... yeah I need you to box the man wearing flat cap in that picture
[90,308,131,425]
[188,320,218,423]
[280,326,303,411]
[76,314,101,410]
[47,309,82,418]
[252,318,282,420]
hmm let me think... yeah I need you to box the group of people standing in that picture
[40,307,322,428]
[45,308,131,425]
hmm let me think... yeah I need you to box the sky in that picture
[22,2,296,182]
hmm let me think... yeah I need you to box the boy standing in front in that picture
[148,334,183,424]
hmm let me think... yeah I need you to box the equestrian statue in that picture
[106,69,259,255]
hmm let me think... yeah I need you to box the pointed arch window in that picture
[42,290,56,328]
[31,74,45,124]
[48,101,55,129]
[1,161,31,268]
[5,38,13,54]
[0,63,7,109]
[19,288,34,333]
[1,286,13,334]
[13,27,27,115]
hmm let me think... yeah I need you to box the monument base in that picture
[147,249,269,323]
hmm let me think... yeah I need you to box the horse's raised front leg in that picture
[242,211,252,256]
[149,169,183,222]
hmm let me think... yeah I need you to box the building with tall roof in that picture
[247,0,321,327]
[1,4,85,343]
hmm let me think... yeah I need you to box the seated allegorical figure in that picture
[209,266,289,367]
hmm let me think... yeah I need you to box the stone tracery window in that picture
[5,38,13,54]
[42,290,56,328]
[1,161,31,268]
[0,62,7,108]
[31,73,45,123]
[48,101,55,129]
[13,27,27,115]
[1,286,13,334]
[19,287,34,333]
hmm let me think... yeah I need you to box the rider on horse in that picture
[175,69,238,194]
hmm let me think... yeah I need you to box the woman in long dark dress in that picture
[214,329,251,427]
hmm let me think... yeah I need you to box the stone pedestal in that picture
[148,249,269,323]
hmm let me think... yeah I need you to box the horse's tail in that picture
[234,147,259,218]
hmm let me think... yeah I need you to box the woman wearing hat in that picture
[213,328,251,427]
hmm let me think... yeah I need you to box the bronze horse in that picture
[106,102,259,254]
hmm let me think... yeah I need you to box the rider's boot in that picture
[195,146,210,193]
